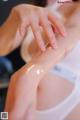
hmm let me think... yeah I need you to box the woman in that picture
[5,1,80,120]
[21,2,80,120]
[0,0,66,118]
[0,0,66,55]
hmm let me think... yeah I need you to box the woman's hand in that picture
[4,4,80,120]
[0,4,66,55]
[5,9,80,119]
[11,4,66,51]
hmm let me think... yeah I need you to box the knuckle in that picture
[49,34,54,40]
[11,5,18,12]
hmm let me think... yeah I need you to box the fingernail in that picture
[52,43,58,49]
[41,46,46,52]
[54,45,58,49]
[62,30,67,37]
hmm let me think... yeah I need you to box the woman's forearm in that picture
[5,5,80,120]
[7,4,80,110]
[0,9,21,56]
[32,7,80,72]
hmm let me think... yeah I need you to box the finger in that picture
[19,19,29,38]
[48,11,66,37]
[30,14,46,52]
[40,15,58,49]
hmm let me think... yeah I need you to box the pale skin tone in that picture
[0,4,66,55]
[0,2,66,119]
[5,3,80,120]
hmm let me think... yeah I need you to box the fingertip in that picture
[41,46,46,52]
[53,44,58,50]
[59,25,67,37]
[61,30,67,37]
[51,40,58,49]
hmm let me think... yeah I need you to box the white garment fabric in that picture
[21,2,80,119]
[36,41,80,120]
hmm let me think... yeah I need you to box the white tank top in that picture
[20,3,80,119]
[36,41,80,120]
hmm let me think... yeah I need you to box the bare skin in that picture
[37,4,80,120]
[5,4,80,120]
[0,4,66,55]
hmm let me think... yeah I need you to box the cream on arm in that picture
[35,7,80,71]
[5,7,80,120]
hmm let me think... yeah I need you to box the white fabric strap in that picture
[36,65,80,120]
